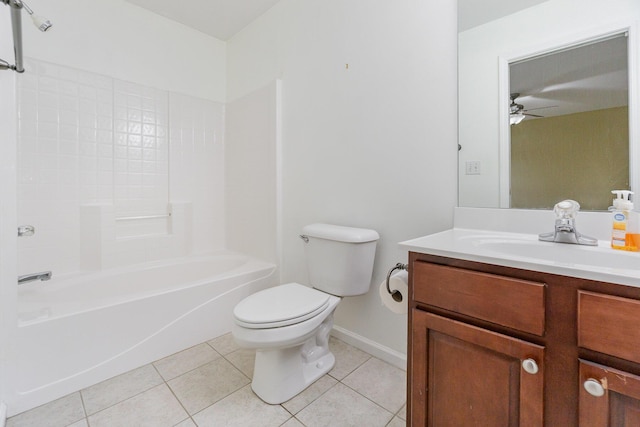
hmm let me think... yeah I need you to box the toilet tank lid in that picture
[302,223,379,243]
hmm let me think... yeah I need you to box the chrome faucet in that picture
[18,271,52,285]
[539,200,598,246]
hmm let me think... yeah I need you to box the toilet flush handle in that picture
[299,235,309,243]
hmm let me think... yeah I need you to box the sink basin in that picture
[470,236,640,272]
[399,228,640,288]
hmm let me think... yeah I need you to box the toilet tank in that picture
[301,223,379,297]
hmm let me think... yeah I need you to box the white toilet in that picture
[232,223,379,404]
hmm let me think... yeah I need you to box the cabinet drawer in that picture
[578,291,640,363]
[413,261,546,336]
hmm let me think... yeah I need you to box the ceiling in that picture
[124,0,282,40]
[458,0,549,32]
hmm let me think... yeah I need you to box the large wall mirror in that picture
[457,0,640,211]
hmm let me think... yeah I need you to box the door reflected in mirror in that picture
[509,34,629,210]
[457,1,639,211]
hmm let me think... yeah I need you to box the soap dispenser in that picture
[610,190,637,251]
[626,193,640,251]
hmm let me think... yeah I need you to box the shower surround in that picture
[17,58,226,276]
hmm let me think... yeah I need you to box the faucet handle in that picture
[554,200,580,219]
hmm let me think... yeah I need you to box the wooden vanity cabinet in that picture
[407,252,640,427]
[577,291,640,427]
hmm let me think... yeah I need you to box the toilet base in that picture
[250,314,335,404]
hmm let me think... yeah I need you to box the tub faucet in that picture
[539,200,597,246]
[18,271,52,285]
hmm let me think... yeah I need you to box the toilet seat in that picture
[234,283,331,329]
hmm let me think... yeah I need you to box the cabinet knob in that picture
[521,358,539,375]
[583,378,605,397]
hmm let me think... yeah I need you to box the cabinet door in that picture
[410,309,544,427]
[579,360,640,427]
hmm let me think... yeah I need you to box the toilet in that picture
[232,223,379,404]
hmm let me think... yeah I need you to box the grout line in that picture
[77,391,89,427]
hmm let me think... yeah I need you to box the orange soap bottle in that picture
[626,200,640,252]
[611,190,639,251]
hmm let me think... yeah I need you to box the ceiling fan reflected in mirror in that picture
[509,93,557,125]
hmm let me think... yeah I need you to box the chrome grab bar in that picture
[18,271,52,285]
[115,213,172,221]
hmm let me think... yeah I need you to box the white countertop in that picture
[399,228,640,289]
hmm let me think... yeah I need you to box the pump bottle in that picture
[610,190,638,251]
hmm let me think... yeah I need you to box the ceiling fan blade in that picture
[523,112,544,118]
[523,105,558,112]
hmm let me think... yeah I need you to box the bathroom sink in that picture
[470,236,640,272]
[399,228,640,288]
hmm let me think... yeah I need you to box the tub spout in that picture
[18,271,52,285]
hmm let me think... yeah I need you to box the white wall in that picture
[458,0,640,207]
[228,0,458,357]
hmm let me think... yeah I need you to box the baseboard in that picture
[331,325,406,371]
[0,401,7,427]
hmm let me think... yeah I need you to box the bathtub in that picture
[11,251,277,415]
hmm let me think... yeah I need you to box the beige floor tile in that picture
[207,333,240,355]
[327,337,371,380]
[192,385,291,427]
[81,364,164,415]
[88,384,188,427]
[68,419,88,427]
[224,348,256,379]
[7,392,85,427]
[154,342,221,381]
[296,383,393,427]
[281,375,338,415]
[342,357,406,413]
[173,418,197,427]
[168,357,250,414]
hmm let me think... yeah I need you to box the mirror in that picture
[457,0,639,210]
[509,35,628,210]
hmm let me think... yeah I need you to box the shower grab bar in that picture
[18,271,52,285]
[115,213,172,221]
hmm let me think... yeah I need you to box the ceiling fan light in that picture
[510,113,525,125]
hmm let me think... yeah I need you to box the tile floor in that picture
[7,335,406,427]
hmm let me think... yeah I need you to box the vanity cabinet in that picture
[578,291,640,427]
[407,252,640,427]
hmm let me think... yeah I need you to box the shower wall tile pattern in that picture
[113,80,169,218]
[17,59,225,276]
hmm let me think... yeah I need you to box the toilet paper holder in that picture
[386,262,408,302]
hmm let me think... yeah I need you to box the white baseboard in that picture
[0,401,7,427]
[331,325,406,371]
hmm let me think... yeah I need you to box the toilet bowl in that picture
[231,223,379,404]
[232,283,341,404]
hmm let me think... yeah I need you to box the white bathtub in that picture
[12,251,277,415]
